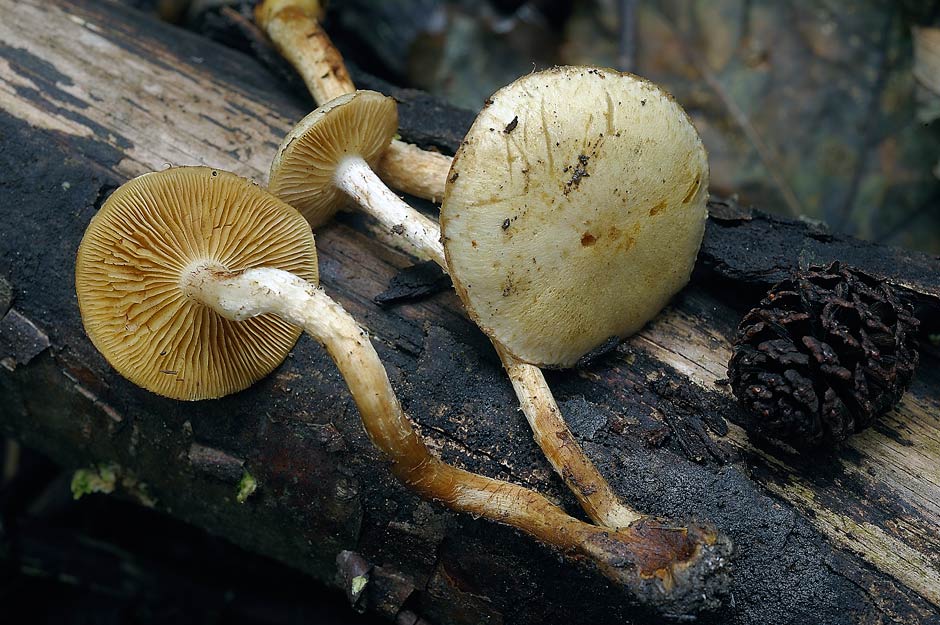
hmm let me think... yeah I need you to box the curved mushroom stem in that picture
[181,264,730,611]
[328,172,643,530]
[256,0,453,203]
[334,156,445,267]
[495,344,642,529]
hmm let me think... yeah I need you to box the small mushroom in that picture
[75,167,729,612]
[269,90,445,266]
[256,0,451,202]
[441,66,709,368]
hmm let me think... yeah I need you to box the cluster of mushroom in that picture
[74,2,731,617]
[259,0,706,535]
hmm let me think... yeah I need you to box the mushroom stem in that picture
[496,344,642,529]
[180,264,729,606]
[334,156,446,267]
[255,0,353,104]
[328,178,640,529]
[378,141,451,203]
[256,0,452,203]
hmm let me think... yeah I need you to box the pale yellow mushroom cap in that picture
[440,66,708,368]
[269,90,399,228]
[75,167,318,400]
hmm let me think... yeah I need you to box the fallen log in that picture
[0,1,938,623]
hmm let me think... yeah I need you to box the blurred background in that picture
[2,1,938,623]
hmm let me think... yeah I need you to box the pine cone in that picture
[728,262,919,449]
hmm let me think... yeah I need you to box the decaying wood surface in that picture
[1,1,939,623]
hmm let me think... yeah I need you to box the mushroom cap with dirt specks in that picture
[268,90,399,228]
[440,66,709,368]
[75,167,318,401]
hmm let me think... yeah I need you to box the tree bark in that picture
[1,1,939,623]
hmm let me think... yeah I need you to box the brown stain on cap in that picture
[649,200,668,216]
[579,224,640,252]
[608,224,639,252]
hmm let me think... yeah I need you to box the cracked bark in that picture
[1,1,940,624]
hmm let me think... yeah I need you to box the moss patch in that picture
[70,462,155,507]
[236,470,258,504]
[71,463,118,499]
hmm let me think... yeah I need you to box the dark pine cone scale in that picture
[728,262,919,449]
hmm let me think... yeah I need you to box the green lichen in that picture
[350,574,369,599]
[236,470,258,503]
[70,463,155,507]
[71,463,118,499]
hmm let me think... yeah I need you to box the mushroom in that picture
[269,90,446,266]
[76,167,318,400]
[442,65,712,527]
[255,0,451,203]
[441,66,709,368]
[269,88,641,531]
[75,166,730,612]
